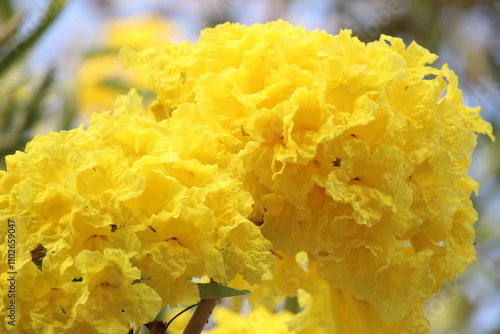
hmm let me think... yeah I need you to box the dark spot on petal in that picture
[270,249,283,260]
[131,278,142,285]
[254,220,264,227]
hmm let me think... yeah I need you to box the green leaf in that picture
[0,13,23,48]
[99,78,133,92]
[60,86,77,131]
[197,283,250,299]
[23,69,55,130]
[0,0,68,77]
[0,91,18,138]
[0,0,14,20]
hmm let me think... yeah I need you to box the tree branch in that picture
[182,297,218,334]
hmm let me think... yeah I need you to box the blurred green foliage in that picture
[0,0,75,170]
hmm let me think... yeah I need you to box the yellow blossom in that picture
[1,19,493,333]
[205,306,296,334]
[0,90,274,332]
[77,14,179,115]
[121,20,493,331]
[71,249,161,333]
[108,14,179,51]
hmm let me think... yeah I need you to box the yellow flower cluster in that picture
[0,20,493,333]
[121,20,493,332]
[0,90,273,332]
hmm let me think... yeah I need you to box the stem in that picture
[182,297,218,334]
[145,319,167,334]
[165,303,199,330]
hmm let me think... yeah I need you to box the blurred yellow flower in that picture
[77,14,179,115]
[108,14,179,51]
[77,54,131,115]
[205,306,296,334]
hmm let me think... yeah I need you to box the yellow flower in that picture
[121,20,493,331]
[0,90,274,332]
[229,252,429,334]
[1,19,494,333]
[0,257,82,333]
[77,55,131,114]
[71,249,161,333]
[77,14,179,115]
[108,14,180,51]
[205,306,296,334]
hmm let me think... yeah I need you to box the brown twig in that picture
[145,319,167,334]
[183,280,219,334]
[182,297,218,334]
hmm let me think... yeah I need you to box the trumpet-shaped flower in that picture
[0,90,274,332]
[0,19,493,333]
[121,20,493,330]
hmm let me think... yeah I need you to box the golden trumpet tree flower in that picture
[1,20,492,333]
[121,20,493,332]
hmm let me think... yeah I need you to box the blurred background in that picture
[1,0,499,333]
